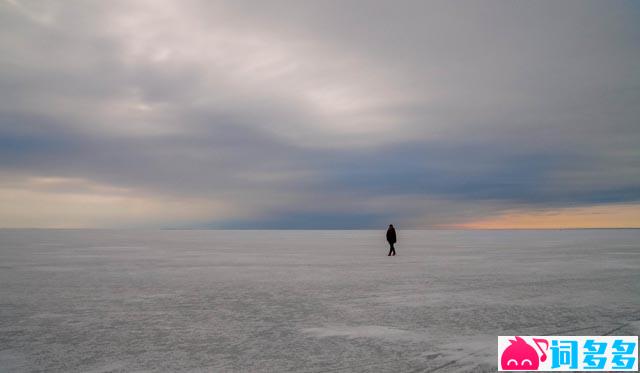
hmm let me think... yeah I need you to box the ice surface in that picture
[0,229,638,372]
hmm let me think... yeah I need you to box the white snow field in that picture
[1,229,638,372]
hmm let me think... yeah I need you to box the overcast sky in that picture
[1,0,639,228]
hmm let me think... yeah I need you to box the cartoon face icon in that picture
[501,336,548,370]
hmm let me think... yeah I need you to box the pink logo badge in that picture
[501,336,549,370]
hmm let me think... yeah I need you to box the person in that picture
[386,224,396,256]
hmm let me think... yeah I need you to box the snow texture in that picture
[0,229,638,372]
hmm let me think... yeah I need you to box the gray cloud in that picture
[0,0,638,228]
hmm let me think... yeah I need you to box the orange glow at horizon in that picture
[457,203,640,229]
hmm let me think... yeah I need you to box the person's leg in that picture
[388,243,392,256]
[391,243,396,256]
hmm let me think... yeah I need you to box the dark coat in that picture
[386,227,396,244]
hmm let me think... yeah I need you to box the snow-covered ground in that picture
[1,229,638,372]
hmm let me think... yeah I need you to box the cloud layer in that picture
[1,0,639,228]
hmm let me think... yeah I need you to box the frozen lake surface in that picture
[1,229,638,372]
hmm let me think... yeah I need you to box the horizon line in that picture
[1,227,639,231]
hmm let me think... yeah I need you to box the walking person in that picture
[386,224,397,256]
